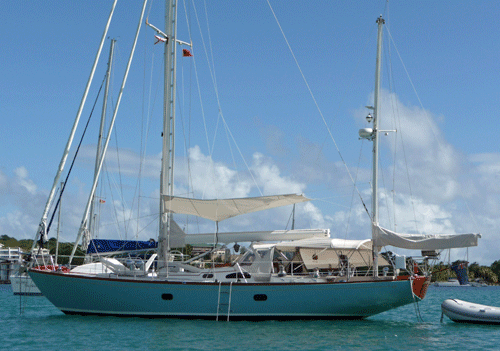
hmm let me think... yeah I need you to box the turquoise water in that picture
[2,284,500,350]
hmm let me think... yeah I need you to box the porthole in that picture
[161,293,173,300]
[254,294,267,301]
[202,273,214,278]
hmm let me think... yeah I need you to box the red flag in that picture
[99,199,106,204]
[182,49,193,57]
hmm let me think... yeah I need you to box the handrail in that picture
[235,263,248,283]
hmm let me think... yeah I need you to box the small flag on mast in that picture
[182,49,193,57]
[99,199,106,204]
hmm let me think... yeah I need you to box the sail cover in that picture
[162,194,309,222]
[160,218,187,248]
[86,239,157,254]
[373,225,481,250]
[185,229,329,245]
[270,237,373,250]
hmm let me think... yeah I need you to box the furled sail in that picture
[184,229,330,245]
[272,237,373,250]
[160,217,187,248]
[373,225,481,250]
[86,239,157,254]
[161,194,309,222]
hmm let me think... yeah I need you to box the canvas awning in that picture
[162,194,309,222]
[373,225,481,250]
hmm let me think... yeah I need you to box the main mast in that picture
[371,16,384,276]
[158,0,178,266]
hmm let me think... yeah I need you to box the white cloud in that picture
[0,168,47,239]
[14,166,37,195]
[0,170,7,190]
[174,145,253,199]
[353,90,463,204]
[251,152,304,195]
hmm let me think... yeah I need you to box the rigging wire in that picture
[103,163,122,239]
[136,31,149,240]
[179,0,195,235]
[98,43,131,241]
[130,25,162,242]
[46,77,106,237]
[177,53,196,232]
[377,141,393,230]
[266,0,370,219]
[385,26,421,233]
[197,1,242,189]
[185,1,199,234]
[382,5,403,233]
[191,0,263,198]
[345,141,366,239]
[104,36,154,243]
[113,122,128,239]
[385,27,441,141]
[186,1,212,158]
[182,0,202,235]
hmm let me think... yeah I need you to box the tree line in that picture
[1,234,85,265]
[432,260,499,284]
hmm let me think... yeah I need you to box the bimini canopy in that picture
[162,194,309,222]
[254,237,388,269]
[273,237,372,251]
[252,237,372,251]
[373,225,481,250]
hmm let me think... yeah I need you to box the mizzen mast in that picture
[358,16,385,276]
[371,16,384,276]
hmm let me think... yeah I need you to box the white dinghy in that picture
[441,299,500,324]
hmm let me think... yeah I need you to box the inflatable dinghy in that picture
[441,299,500,324]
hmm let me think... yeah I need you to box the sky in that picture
[1,1,500,265]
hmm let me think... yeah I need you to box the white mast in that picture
[371,16,384,276]
[158,0,178,267]
[30,0,117,254]
[68,0,149,265]
[55,181,63,265]
[88,38,116,239]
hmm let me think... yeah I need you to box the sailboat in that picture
[29,2,480,320]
